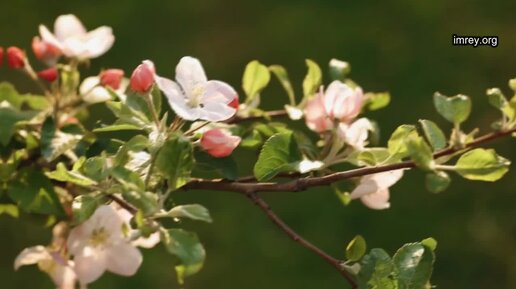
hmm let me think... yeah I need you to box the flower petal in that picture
[132,232,160,249]
[105,243,143,276]
[54,14,87,41]
[73,247,107,284]
[199,101,237,122]
[14,246,51,270]
[368,169,404,190]
[175,56,207,93]
[83,26,115,58]
[338,118,373,149]
[349,180,379,199]
[156,76,201,121]
[360,188,391,210]
[39,25,63,50]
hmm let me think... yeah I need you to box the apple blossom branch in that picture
[183,127,516,194]
[178,127,515,288]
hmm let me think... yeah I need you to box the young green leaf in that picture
[122,191,158,216]
[242,60,270,100]
[454,148,510,182]
[161,229,206,284]
[269,65,295,105]
[433,92,471,124]
[387,125,417,158]
[0,204,19,218]
[358,248,397,289]
[253,132,302,181]
[425,171,451,193]
[302,59,322,97]
[366,92,391,111]
[407,135,434,170]
[346,235,367,262]
[420,237,438,251]
[509,78,516,93]
[0,105,36,146]
[46,163,98,187]
[486,88,507,109]
[166,204,212,223]
[155,135,194,190]
[393,243,435,289]
[329,58,350,81]
[419,119,447,150]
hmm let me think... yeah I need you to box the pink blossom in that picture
[100,69,124,90]
[349,170,404,210]
[304,92,333,133]
[200,128,241,158]
[32,36,62,65]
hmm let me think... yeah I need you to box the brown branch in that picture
[108,194,138,214]
[227,109,288,124]
[246,192,357,288]
[183,127,516,193]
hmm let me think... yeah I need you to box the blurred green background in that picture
[1,0,515,288]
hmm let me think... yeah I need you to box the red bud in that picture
[37,67,58,82]
[100,69,124,90]
[7,46,25,69]
[130,60,155,94]
[32,36,61,64]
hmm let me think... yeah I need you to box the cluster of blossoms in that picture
[7,13,406,288]
[303,81,402,209]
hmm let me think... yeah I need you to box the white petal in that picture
[73,247,107,284]
[368,169,404,190]
[323,81,343,116]
[105,243,142,276]
[349,180,379,199]
[156,76,200,121]
[203,80,237,104]
[82,87,112,103]
[50,263,77,289]
[199,101,236,122]
[298,159,324,173]
[54,14,87,41]
[132,232,160,249]
[83,26,115,58]
[14,246,51,270]
[39,25,63,49]
[175,56,207,93]
[339,118,373,149]
[360,188,391,210]
[285,105,304,120]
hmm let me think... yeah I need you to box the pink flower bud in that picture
[0,47,3,66]
[32,36,61,64]
[100,69,124,90]
[130,60,155,93]
[200,129,241,158]
[304,92,333,133]
[323,81,363,122]
[37,67,58,82]
[6,46,25,69]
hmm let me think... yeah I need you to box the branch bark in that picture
[227,109,288,124]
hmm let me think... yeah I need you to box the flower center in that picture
[90,228,109,247]
[187,84,205,108]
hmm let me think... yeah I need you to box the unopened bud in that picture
[100,69,124,90]
[37,67,58,82]
[32,36,61,65]
[7,46,25,69]
[130,60,155,94]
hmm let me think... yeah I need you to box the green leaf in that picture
[7,168,65,216]
[242,60,270,99]
[46,163,98,187]
[194,151,238,180]
[346,235,367,262]
[509,78,516,92]
[253,132,302,181]
[420,238,438,251]
[387,125,417,159]
[122,191,158,216]
[166,204,212,223]
[302,59,322,97]
[0,204,19,218]
[161,229,206,283]
[393,243,435,289]
[329,58,350,81]
[155,135,194,190]
[40,118,82,162]
[366,92,391,111]
[358,248,397,289]
[72,195,102,224]
[433,92,471,124]
[406,135,434,170]
[0,105,36,146]
[269,65,295,105]
[419,119,447,150]
[93,123,143,133]
[486,88,507,109]
[425,171,451,193]
[454,148,510,181]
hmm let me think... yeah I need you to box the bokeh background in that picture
[1,0,515,288]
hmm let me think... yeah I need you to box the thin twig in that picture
[183,127,516,193]
[227,110,288,124]
[108,194,137,214]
